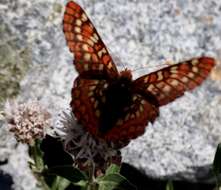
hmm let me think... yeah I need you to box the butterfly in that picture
[63,1,215,144]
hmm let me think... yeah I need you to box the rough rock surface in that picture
[0,0,221,189]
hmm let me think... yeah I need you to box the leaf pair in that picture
[46,164,136,190]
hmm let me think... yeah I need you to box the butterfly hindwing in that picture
[133,57,215,106]
[103,94,159,142]
[72,80,159,142]
[63,1,118,78]
[71,77,107,136]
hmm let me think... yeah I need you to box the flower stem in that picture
[87,161,98,190]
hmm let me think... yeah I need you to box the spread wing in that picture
[63,1,118,78]
[133,57,216,106]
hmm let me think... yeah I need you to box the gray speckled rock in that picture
[1,0,221,188]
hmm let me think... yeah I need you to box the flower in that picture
[4,100,51,144]
[55,108,122,176]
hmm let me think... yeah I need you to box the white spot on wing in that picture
[76,34,83,41]
[76,19,82,26]
[170,66,178,71]
[192,66,198,73]
[157,71,164,81]
[94,33,99,41]
[192,59,199,65]
[107,62,112,69]
[181,77,188,83]
[139,105,144,112]
[89,86,96,90]
[98,48,107,58]
[188,72,195,78]
[74,27,81,33]
[82,44,89,51]
[99,64,104,70]
[144,76,149,83]
[87,39,94,46]
[84,53,91,61]
[81,13,88,22]
[147,84,155,91]
[170,79,179,86]
[84,64,89,71]
[163,85,171,92]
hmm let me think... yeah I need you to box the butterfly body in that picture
[99,72,133,133]
[71,68,159,142]
[64,1,215,144]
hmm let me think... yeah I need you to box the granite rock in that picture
[0,0,221,189]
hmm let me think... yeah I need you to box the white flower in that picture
[4,100,52,144]
[55,108,122,175]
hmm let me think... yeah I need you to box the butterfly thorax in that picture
[99,72,133,133]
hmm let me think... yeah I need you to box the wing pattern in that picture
[64,2,216,144]
[133,57,215,106]
[71,78,159,142]
[63,1,118,78]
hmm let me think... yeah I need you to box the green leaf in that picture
[51,176,71,190]
[45,165,88,184]
[98,173,137,190]
[166,180,174,190]
[105,164,121,175]
[74,180,88,187]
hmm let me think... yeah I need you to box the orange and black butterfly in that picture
[63,1,215,144]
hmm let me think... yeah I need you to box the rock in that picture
[0,0,221,189]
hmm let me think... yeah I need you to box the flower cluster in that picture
[3,100,124,176]
[4,100,51,144]
[55,109,122,176]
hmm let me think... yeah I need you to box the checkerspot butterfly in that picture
[63,1,215,144]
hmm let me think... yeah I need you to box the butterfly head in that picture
[117,69,133,95]
[119,69,132,81]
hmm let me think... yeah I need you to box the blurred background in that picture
[0,0,221,189]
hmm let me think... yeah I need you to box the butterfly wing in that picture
[133,57,215,106]
[103,94,159,143]
[72,74,160,142]
[72,79,159,144]
[63,1,118,78]
[71,77,107,137]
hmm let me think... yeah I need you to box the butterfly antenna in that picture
[132,63,171,73]
[108,48,127,70]
[121,61,127,70]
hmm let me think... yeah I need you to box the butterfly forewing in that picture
[63,1,118,78]
[133,57,215,106]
